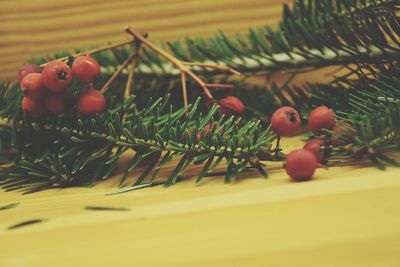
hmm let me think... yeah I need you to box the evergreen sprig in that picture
[30,0,400,124]
[0,85,276,194]
[2,0,400,194]
[307,62,400,167]
[35,0,400,79]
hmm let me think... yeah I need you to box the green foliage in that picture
[0,86,276,194]
[31,0,400,108]
[94,0,400,76]
[2,0,400,194]
[308,62,400,167]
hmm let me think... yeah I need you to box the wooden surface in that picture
[1,137,400,266]
[1,1,400,266]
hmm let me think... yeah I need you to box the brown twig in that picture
[181,72,189,116]
[100,33,148,94]
[40,39,134,67]
[37,26,239,111]
[100,51,137,93]
[124,36,145,99]
[124,26,239,110]
[205,83,234,89]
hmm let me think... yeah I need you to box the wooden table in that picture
[1,1,400,266]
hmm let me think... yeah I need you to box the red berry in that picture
[331,122,355,146]
[16,64,41,82]
[72,56,101,83]
[77,88,106,116]
[271,106,301,136]
[285,149,317,182]
[20,73,45,100]
[303,138,326,163]
[44,90,73,114]
[308,106,335,136]
[42,61,73,93]
[219,96,245,116]
[21,97,43,118]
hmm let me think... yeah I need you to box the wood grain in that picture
[1,136,400,266]
[0,0,285,81]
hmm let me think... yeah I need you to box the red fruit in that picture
[308,106,335,136]
[285,149,318,182]
[44,90,73,114]
[20,73,45,100]
[219,96,245,116]
[17,64,42,83]
[331,123,355,146]
[77,88,106,116]
[303,139,326,163]
[271,106,301,136]
[72,56,101,83]
[42,61,73,93]
[21,97,43,118]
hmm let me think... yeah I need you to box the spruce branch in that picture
[2,0,400,194]
[30,1,400,92]
[308,62,400,168]
[0,88,277,193]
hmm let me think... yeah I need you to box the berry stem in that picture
[124,26,238,106]
[205,83,234,89]
[124,36,145,99]
[40,39,135,67]
[100,34,147,94]
[100,51,137,93]
[274,136,281,159]
[181,72,189,117]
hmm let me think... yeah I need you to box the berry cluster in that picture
[18,56,106,118]
[271,105,355,182]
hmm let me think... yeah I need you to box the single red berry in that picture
[72,56,101,83]
[308,106,336,136]
[16,64,41,83]
[271,106,301,136]
[285,149,317,182]
[44,90,73,114]
[219,96,245,116]
[331,122,355,146]
[42,61,73,93]
[303,138,326,163]
[77,88,106,116]
[20,73,45,100]
[21,97,44,118]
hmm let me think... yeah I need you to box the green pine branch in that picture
[2,0,400,194]
[33,0,400,80]
[308,61,400,168]
[0,85,276,194]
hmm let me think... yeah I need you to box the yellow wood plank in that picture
[1,137,400,266]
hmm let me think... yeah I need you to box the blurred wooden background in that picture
[0,0,284,81]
